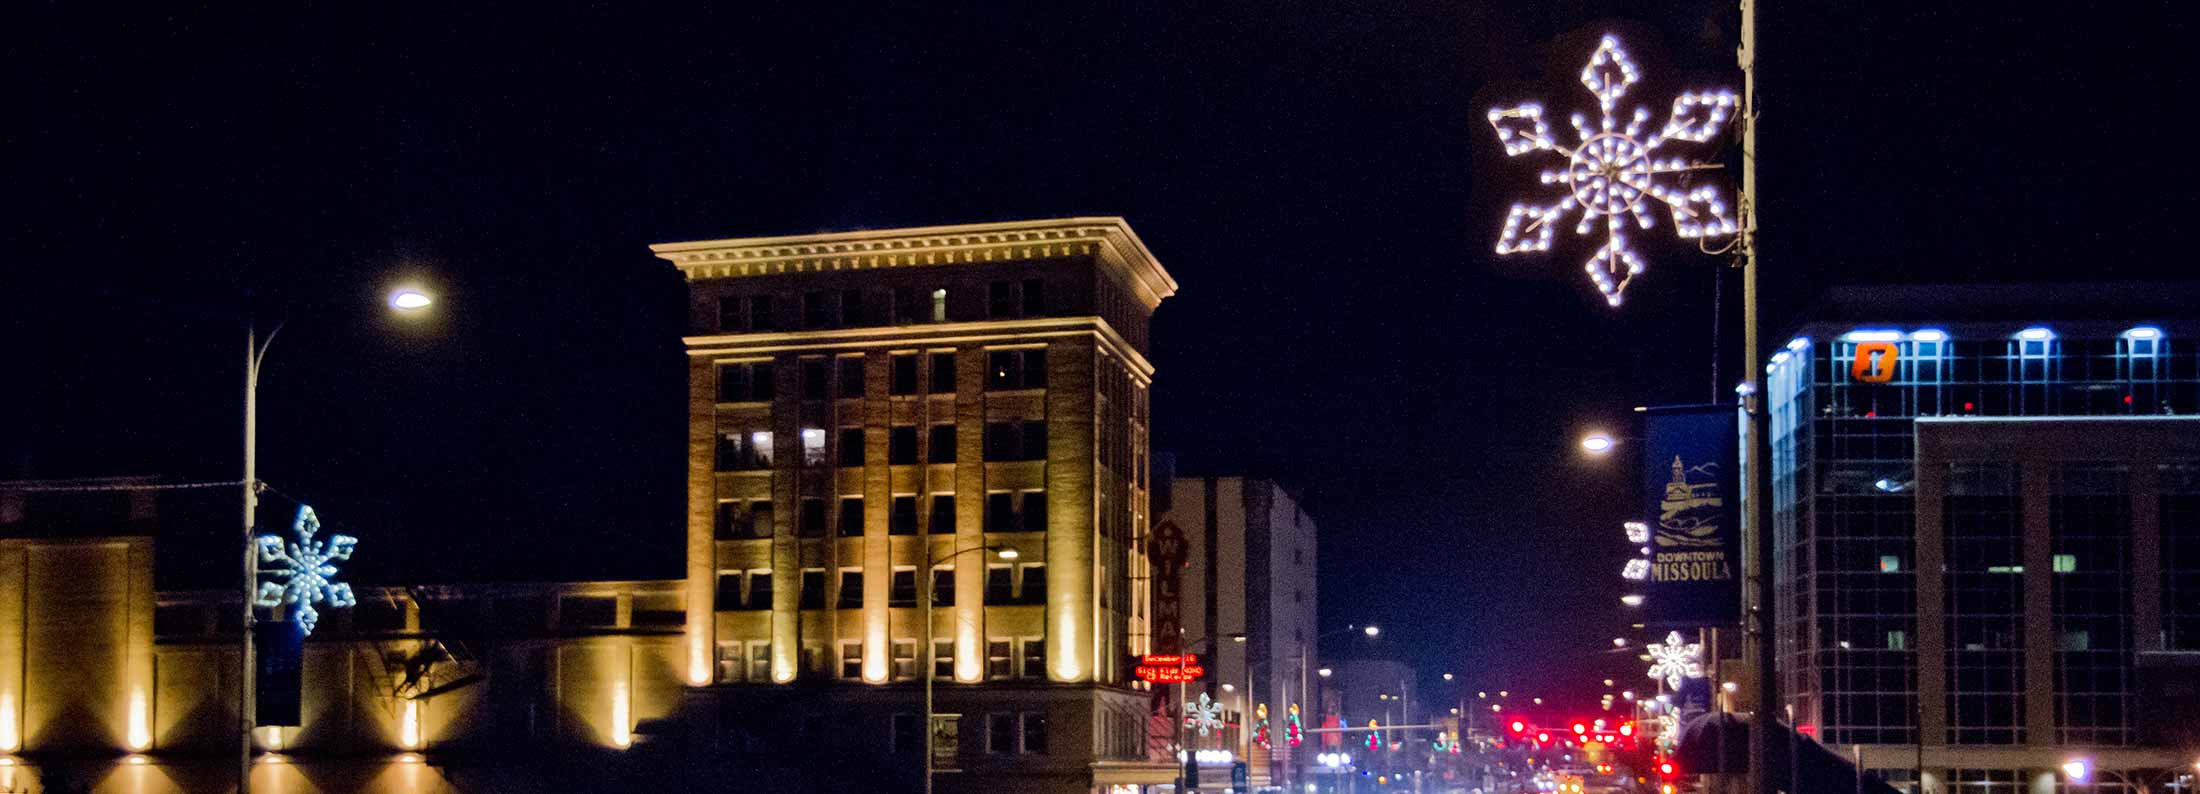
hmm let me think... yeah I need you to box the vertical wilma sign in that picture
[1640,405,1741,628]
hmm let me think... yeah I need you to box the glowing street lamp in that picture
[1363,625,1381,637]
[2062,759,2091,783]
[388,288,434,310]
[1580,433,1617,454]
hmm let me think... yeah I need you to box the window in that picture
[838,569,863,609]
[1020,711,1048,754]
[717,362,777,403]
[840,289,865,326]
[802,291,828,329]
[891,354,919,395]
[716,572,744,610]
[986,640,1012,679]
[1880,555,1902,573]
[988,713,1016,754]
[983,421,1048,461]
[893,288,921,325]
[1021,278,1044,316]
[837,357,865,398]
[1018,564,1047,605]
[838,641,862,679]
[748,295,775,331]
[890,495,918,535]
[801,427,826,466]
[745,571,773,610]
[748,640,771,682]
[930,288,948,322]
[838,428,865,467]
[839,496,865,536]
[799,498,826,537]
[932,568,955,607]
[2053,553,2078,573]
[715,500,773,539]
[930,352,956,393]
[800,568,826,609]
[987,349,1047,390]
[716,296,741,332]
[1021,491,1047,532]
[986,492,1016,531]
[928,425,957,463]
[933,639,954,678]
[890,426,918,464]
[560,596,616,628]
[1888,630,1909,650]
[930,494,956,534]
[985,566,1014,605]
[717,641,742,682]
[890,568,918,608]
[1020,638,1046,679]
[632,594,682,627]
[990,281,1017,319]
[718,430,775,470]
[893,639,919,681]
[892,714,922,754]
[800,359,828,400]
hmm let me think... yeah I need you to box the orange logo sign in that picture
[1851,342,1899,383]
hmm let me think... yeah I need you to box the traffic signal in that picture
[1510,719,1527,735]
[1571,722,1587,736]
[1656,758,1677,777]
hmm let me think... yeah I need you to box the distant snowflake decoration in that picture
[255,505,359,635]
[1645,630,1704,690]
[1487,34,1738,307]
[1185,692,1225,737]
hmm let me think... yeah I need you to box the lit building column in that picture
[126,537,153,751]
[685,358,717,685]
[954,345,986,682]
[1045,342,1096,682]
[0,543,23,753]
[862,352,892,683]
[770,355,802,683]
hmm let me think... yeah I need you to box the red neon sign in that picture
[1134,654,1206,683]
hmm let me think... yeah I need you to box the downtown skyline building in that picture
[655,218,1179,793]
[1763,285,2200,792]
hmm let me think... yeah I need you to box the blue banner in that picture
[1641,405,1741,629]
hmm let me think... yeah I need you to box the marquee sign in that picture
[1135,653,1206,683]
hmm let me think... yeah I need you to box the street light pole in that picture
[239,323,272,794]
[1736,2,1781,794]
[924,544,1013,794]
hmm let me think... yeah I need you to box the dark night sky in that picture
[8,1,2197,717]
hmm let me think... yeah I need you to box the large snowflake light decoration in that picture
[1184,691,1225,737]
[1645,630,1704,690]
[255,505,359,635]
[1488,35,1739,306]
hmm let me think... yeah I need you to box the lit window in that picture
[1879,555,1902,573]
[801,428,826,466]
[931,288,948,322]
[1886,630,1908,651]
[2052,553,2077,573]
[749,431,774,467]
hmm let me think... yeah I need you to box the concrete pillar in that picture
[685,358,716,686]
[1045,342,1096,682]
[954,345,987,682]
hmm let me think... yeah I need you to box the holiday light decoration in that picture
[1286,703,1304,747]
[1621,558,1650,581]
[1488,34,1739,306]
[254,505,358,635]
[1367,720,1382,752]
[1645,630,1704,690]
[1254,703,1272,749]
[1185,691,1225,737]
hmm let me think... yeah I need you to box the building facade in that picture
[1764,286,2200,791]
[651,218,1178,793]
[1154,475,1321,785]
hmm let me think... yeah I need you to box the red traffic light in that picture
[1571,722,1587,735]
[1657,760,1677,777]
[1535,731,1551,744]
[1509,720,1527,734]
[1619,722,1635,737]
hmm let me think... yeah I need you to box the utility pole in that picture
[1737,1,1782,794]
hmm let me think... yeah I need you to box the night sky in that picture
[9,1,2197,716]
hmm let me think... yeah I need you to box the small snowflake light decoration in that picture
[1185,691,1225,737]
[1488,34,1739,306]
[1645,630,1704,690]
[255,505,359,635]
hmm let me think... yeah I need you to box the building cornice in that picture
[683,315,1156,382]
[649,217,1179,312]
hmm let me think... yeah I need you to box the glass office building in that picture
[1762,285,2200,788]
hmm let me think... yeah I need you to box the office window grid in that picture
[1943,463,2026,746]
[2049,464,2134,745]
[1812,493,1918,745]
[2165,465,2200,651]
[1808,335,2189,420]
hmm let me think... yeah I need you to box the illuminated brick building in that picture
[651,218,1178,793]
